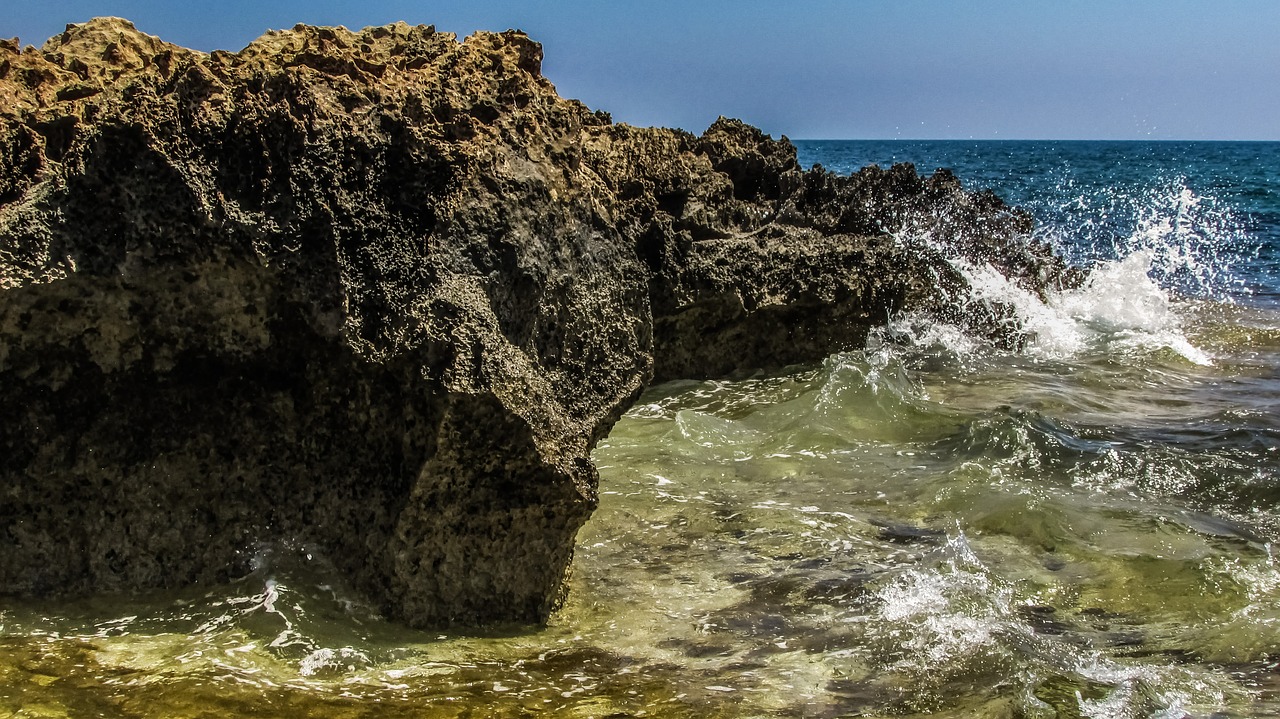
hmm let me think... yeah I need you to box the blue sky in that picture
[8,1,1279,140]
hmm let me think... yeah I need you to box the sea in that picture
[3,140,1279,718]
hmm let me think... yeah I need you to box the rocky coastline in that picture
[0,18,1073,627]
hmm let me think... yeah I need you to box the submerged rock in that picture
[0,18,1072,626]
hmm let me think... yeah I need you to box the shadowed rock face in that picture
[0,18,1073,626]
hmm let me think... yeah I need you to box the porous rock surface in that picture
[0,18,1071,626]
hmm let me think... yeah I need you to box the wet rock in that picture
[656,638,735,659]
[1017,604,1071,636]
[1,18,1073,626]
[868,517,946,544]
[802,575,870,604]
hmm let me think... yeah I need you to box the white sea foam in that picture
[936,244,1209,364]
[1029,176,1254,300]
[856,532,1240,717]
[1045,249,1213,365]
[880,178,1263,365]
[868,533,1013,673]
[901,189,1229,365]
[298,646,372,677]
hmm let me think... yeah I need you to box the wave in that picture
[894,180,1263,367]
[833,531,1251,717]
[1031,177,1258,301]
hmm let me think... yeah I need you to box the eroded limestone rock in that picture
[0,18,1072,626]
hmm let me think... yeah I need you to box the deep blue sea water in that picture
[5,141,1280,718]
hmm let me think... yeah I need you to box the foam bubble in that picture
[298,646,372,677]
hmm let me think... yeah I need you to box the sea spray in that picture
[1033,178,1258,302]
[894,205,1218,364]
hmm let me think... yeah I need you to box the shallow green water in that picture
[4,291,1280,718]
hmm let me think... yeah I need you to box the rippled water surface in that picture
[5,141,1280,717]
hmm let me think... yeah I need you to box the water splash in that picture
[862,533,1015,678]
[847,532,1248,717]
[1033,176,1257,302]
[900,248,1210,365]
[900,206,1219,365]
[1048,249,1213,365]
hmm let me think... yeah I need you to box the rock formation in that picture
[0,18,1072,626]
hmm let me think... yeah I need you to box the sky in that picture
[7,1,1279,141]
